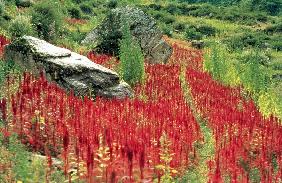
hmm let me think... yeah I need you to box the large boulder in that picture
[82,6,172,64]
[4,36,133,99]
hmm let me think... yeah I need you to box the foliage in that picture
[0,60,20,85]
[119,18,145,86]
[258,86,282,119]
[185,23,217,41]
[250,0,282,16]
[8,15,33,39]
[204,42,241,86]
[204,43,279,119]
[31,0,64,41]
[238,50,271,94]
[79,2,93,14]
[107,0,118,9]
[0,0,4,16]
[68,7,82,19]
[224,31,269,51]
[185,27,203,40]
[15,0,33,8]
[155,133,177,183]
[0,133,65,182]
[173,22,186,32]
[265,23,282,34]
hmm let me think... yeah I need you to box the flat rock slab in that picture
[4,36,133,99]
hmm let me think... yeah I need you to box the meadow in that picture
[0,0,282,182]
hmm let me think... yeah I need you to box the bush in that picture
[72,0,82,4]
[224,32,268,51]
[185,27,203,40]
[8,15,33,39]
[161,24,173,37]
[162,15,175,24]
[68,7,82,19]
[31,1,63,41]
[119,19,145,86]
[0,0,4,16]
[80,3,93,14]
[15,0,33,8]
[197,25,217,36]
[203,43,241,87]
[148,3,162,11]
[165,3,180,15]
[265,23,282,34]
[173,22,186,32]
[238,50,271,66]
[107,0,118,9]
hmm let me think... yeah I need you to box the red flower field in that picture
[0,35,281,183]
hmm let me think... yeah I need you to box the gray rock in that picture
[97,81,133,99]
[191,40,205,49]
[4,36,133,99]
[82,6,172,64]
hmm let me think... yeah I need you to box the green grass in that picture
[178,66,215,183]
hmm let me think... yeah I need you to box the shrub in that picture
[204,43,241,87]
[152,12,165,20]
[162,15,175,24]
[80,3,93,14]
[224,32,268,51]
[68,7,82,19]
[107,0,118,9]
[197,25,217,36]
[0,0,4,16]
[161,24,173,37]
[119,19,145,86]
[265,23,282,34]
[165,3,180,15]
[173,22,186,32]
[72,0,82,4]
[31,1,63,41]
[8,15,33,39]
[15,0,33,8]
[185,27,203,40]
[238,50,271,66]
[271,40,282,51]
[148,3,162,11]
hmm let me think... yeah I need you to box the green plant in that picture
[161,23,173,37]
[173,22,186,32]
[107,0,118,9]
[0,60,20,86]
[15,0,33,8]
[80,3,93,14]
[119,18,145,86]
[197,24,217,36]
[154,133,177,183]
[31,0,64,41]
[0,0,4,16]
[239,51,271,95]
[68,7,82,19]
[185,27,203,40]
[204,43,241,87]
[0,133,65,182]
[8,15,33,39]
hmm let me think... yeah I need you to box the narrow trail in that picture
[179,66,215,183]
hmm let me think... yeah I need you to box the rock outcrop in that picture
[4,36,133,99]
[82,6,172,64]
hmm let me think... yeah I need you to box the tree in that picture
[31,1,63,41]
[119,19,145,86]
